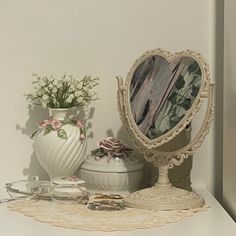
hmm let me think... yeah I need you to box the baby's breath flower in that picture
[77,84,82,90]
[77,97,83,103]
[53,80,58,86]
[66,97,73,103]
[39,80,46,86]
[75,90,83,97]
[37,90,43,96]
[48,77,54,82]
[52,88,57,93]
[69,94,75,99]
[45,87,50,93]
[42,95,49,101]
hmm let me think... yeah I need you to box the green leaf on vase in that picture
[57,129,67,139]
[44,126,53,135]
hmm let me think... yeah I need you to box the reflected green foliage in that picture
[147,60,201,139]
[130,55,202,140]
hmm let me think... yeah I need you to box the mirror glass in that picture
[130,55,202,140]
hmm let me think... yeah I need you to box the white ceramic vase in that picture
[34,108,86,180]
[79,155,144,196]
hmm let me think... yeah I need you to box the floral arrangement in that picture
[25,74,99,108]
[91,137,133,161]
[31,116,85,140]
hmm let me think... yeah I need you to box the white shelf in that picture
[0,187,235,236]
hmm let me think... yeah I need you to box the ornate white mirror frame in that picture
[116,49,215,210]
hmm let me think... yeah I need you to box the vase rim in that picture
[48,107,77,111]
[48,107,78,119]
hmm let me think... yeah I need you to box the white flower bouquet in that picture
[26,74,99,108]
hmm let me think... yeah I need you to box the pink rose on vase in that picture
[39,119,50,128]
[32,116,86,141]
[50,119,62,130]
[76,120,84,128]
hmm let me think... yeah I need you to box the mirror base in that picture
[123,183,204,210]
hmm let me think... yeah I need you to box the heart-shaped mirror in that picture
[123,49,208,149]
[117,49,214,210]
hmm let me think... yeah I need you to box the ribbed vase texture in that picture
[33,109,86,179]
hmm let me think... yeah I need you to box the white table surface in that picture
[0,187,235,236]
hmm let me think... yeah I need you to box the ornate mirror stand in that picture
[116,49,215,210]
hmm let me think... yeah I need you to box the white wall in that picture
[0,0,219,195]
[223,0,236,219]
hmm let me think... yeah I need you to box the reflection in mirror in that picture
[130,55,202,140]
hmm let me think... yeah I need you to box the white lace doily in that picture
[8,199,208,231]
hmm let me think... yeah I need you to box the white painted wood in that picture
[0,188,235,235]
